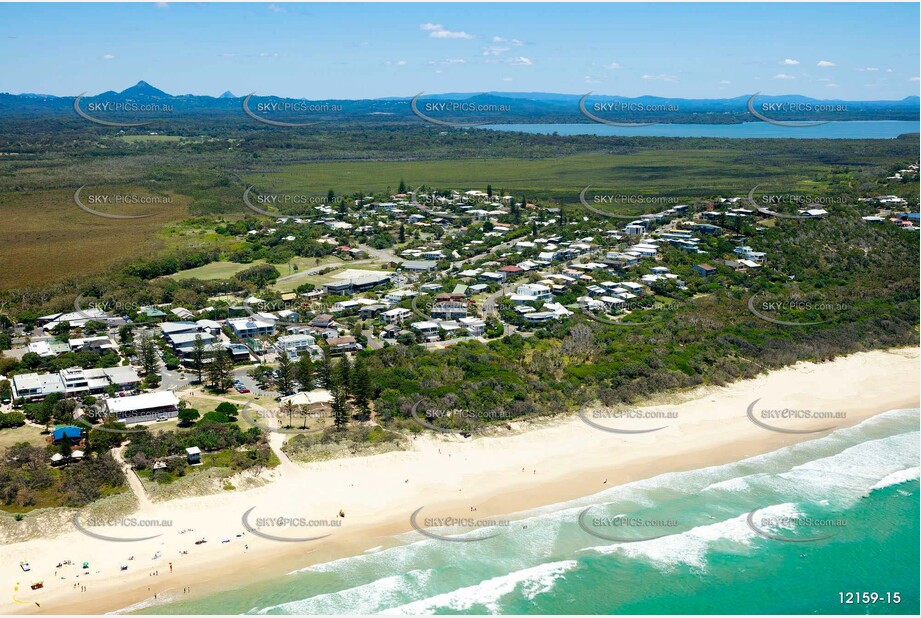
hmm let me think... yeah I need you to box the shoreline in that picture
[2,347,918,615]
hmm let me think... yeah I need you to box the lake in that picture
[481,121,920,139]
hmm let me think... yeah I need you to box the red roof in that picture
[499,265,523,272]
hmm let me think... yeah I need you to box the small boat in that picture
[120,565,128,571]
[20,561,30,572]
[30,582,44,590]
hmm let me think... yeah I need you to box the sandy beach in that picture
[2,347,918,615]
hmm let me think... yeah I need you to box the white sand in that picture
[1,347,918,615]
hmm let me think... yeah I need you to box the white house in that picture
[515,283,552,302]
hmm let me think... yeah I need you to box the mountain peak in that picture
[118,80,171,98]
[219,90,237,99]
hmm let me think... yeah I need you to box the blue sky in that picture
[0,2,918,100]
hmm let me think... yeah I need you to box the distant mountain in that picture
[118,80,172,99]
[1,81,917,125]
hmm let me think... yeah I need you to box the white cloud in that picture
[221,53,236,58]
[259,52,278,58]
[718,79,731,85]
[154,2,168,7]
[493,36,522,46]
[773,73,796,80]
[584,76,600,84]
[420,23,475,40]
[385,60,407,66]
[267,3,285,12]
[782,58,800,65]
[482,45,510,57]
[641,73,677,82]
[910,77,920,82]
[825,83,838,88]
[427,58,466,66]
[102,54,115,60]
[817,60,836,67]
[507,56,532,66]
[856,67,879,72]
[886,68,894,73]
[502,77,513,82]
[604,62,622,70]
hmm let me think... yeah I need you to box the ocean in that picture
[480,121,920,139]
[133,408,920,615]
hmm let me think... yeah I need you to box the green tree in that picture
[191,334,207,384]
[331,384,349,431]
[352,357,371,414]
[207,347,233,391]
[337,355,352,398]
[58,433,73,459]
[295,353,314,390]
[138,332,159,378]
[178,408,200,426]
[319,354,332,389]
[398,179,406,193]
[398,223,406,244]
[276,352,295,395]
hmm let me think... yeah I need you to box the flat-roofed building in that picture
[275,334,317,359]
[11,366,140,401]
[104,391,180,424]
[227,317,275,338]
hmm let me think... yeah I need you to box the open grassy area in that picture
[244,151,839,205]
[170,255,342,282]
[0,187,189,289]
[0,422,45,450]
[270,262,393,292]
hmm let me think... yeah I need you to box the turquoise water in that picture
[481,121,920,139]
[135,408,920,615]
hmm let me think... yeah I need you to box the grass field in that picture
[244,151,838,205]
[270,262,393,292]
[0,422,45,450]
[0,187,189,289]
[170,255,342,282]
